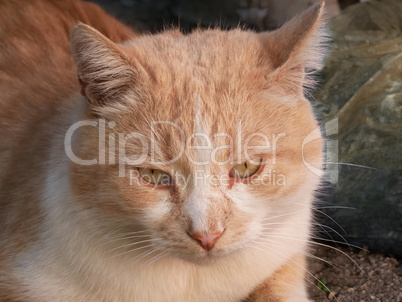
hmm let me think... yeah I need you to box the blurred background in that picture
[92,0,344,32]
[90,0,402,260]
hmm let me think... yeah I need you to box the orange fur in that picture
[0,1,326,301]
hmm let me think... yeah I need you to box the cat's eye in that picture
[229,158,262,179]
[138,168,172,186]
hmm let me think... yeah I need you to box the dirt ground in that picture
[307,246,402,301]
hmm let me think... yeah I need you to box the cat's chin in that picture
[181,255,224,266]
[176,249,235,266]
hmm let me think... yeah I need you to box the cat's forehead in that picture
[122,29,276,129]
[125,29,267,84]
[129,29,261,57]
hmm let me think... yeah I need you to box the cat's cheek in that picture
[226,186,269,219]
[142,196,172,223]
[222,189,263,244]
[116,174,172,214]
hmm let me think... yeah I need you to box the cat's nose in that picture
[189,231,223,251]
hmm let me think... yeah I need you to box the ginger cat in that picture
[0,0,327,301]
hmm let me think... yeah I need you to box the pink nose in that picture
[190,232,223,251]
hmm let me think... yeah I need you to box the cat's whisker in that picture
[259,231,363,250]
[321,161,382,172]
[261,221,352,250]
[126,247,167,273]
[310,222,350,247]
[310,208,353,246]
[260,232,361,251]
[251,242,337,301]
[111,230,149,236]
[259,205,355,225]
[261,220,341,228]
[311,208,349,238]
[254,243,338,301]
[110,229,149,235]
[311,219,351,251]
[107,233,151,243]
[101,248,167,291]
[312,205,355,210]
[107,238,156,254]
[131,250,170,279]
[123,248,159,268]
[280,200,351,238]
[259,206,329,223]
[114,249,170,287]
[278,200,353,238]
[260,209,311,222]
[107,233,150,241]
[110,244,155,259]
[90,246,163,299]
[259,234,366,276]
[253,237,341,273]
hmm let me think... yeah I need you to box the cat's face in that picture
[70,4,325,264]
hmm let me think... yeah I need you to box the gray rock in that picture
[312,0,402,257]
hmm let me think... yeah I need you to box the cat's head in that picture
[69,2,326,264]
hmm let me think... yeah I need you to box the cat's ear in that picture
[71,23,135,107]
[259,1,327,94]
